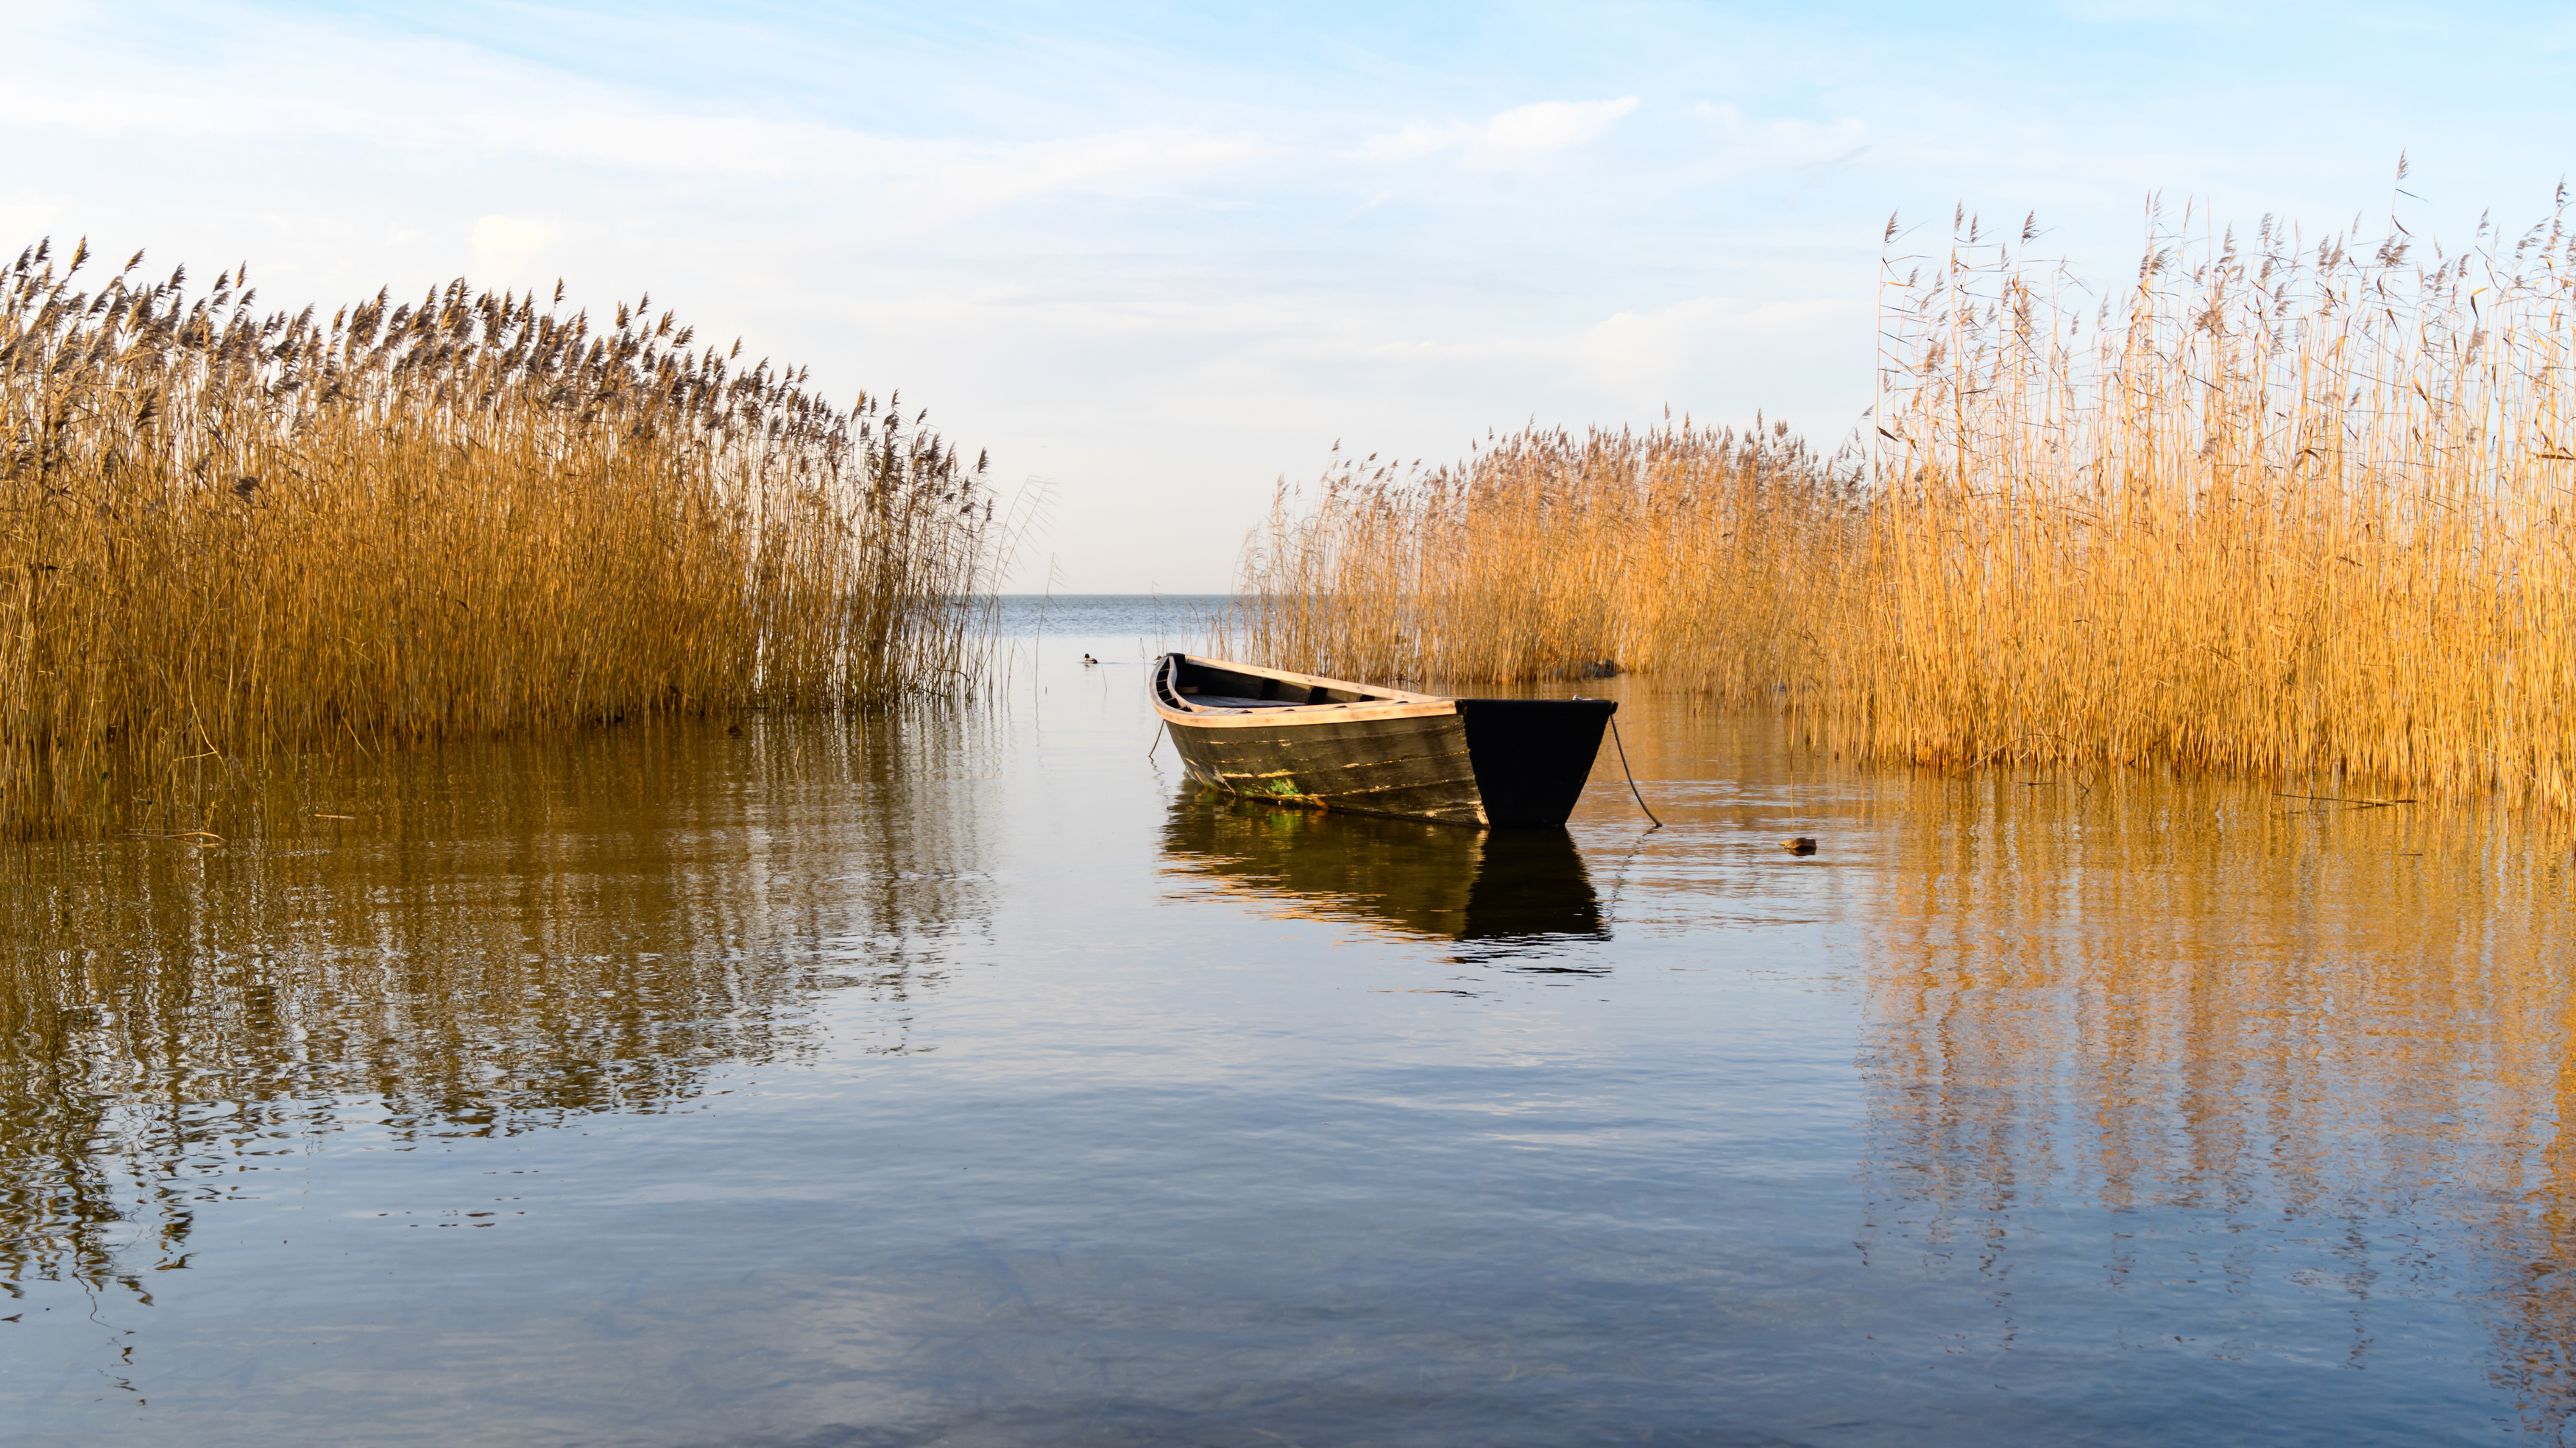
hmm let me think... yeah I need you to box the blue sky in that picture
[7,1,2572,589]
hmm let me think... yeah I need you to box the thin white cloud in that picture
[2058,0,2285,21]
[1465,98,1640,170]
[1352,123,1469,165]
[911,131,1263,217]
[1691,102,1871,177]
[1350,97,1641,171]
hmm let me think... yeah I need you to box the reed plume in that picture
[0,239,997,836]
[1225,185,2576,809]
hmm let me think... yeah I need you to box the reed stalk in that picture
[1222,185,2576,810]
[0,240,997,837]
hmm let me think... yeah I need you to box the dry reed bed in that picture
[1,239,996,836]
[1225,189,2576,809]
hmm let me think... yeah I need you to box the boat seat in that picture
[1185,694,1312,709]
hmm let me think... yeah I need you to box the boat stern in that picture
[1454,698,1618,827]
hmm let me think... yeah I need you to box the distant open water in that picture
[988,592,1232,643]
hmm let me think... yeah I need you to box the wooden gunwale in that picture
[1150,656,1457,730]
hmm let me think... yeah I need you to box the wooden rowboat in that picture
[1150,653,1616,828]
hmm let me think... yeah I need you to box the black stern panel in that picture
[1454,699,1617,828]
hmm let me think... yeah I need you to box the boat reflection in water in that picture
[1158,787,1607,962]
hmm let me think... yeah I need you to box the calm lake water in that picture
[7,595,2576,1444]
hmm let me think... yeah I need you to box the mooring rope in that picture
[1607,717,1663,830]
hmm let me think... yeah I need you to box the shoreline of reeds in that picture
[1,239,999,838]
[1220,187,2576,812]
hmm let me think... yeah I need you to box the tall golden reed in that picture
[1218,422,1862,694]
[1225,184,2576,809]
[0,239,997,836]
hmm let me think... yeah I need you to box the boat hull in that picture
[1152,654,1614,828]
[1166,705,1488,825]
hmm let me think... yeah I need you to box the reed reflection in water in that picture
[1839,764,2576,1435]
[1159,789,1606,966]
[0,710,989,1302]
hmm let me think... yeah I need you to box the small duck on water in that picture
[1082,653,1100,666]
